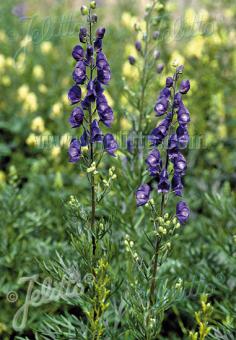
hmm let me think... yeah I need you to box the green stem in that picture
[88,10,96,257]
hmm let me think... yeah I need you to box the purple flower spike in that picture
[72,45,84,61]
[69,107,84,128]
[172,174,183,196]
[94,38,103,51]
[68,85,82,105]
[91,119,103,143]
[103,133,118,156]
[73,61,87,84]
[176,201,190,224]
[136,184,151,207]
[174,153,187,175]
[158,169,170,193]
[69,138,81,163]
[179,80,190,94]
[146,149,162,176]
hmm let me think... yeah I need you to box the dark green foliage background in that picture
[0,0,235,339]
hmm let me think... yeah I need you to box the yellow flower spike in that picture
[33,65,45,80]
[38,84,48,94]
[17,84,30,101]
[24,93,38,112]
[31,116,45,133]
[124,44,138,58]
[20,35,32,48]
[170,51,185,67]
[5,57,14,67]
[2,76,11,87]
[51,146,61,159]
[60,133,70,147]
[122,61,139,80]
[26,133,37,146]
[40,41,53,54]
[61,93,69,105]
[0,31,7,42]
[51,102,63,118]
[120,118,132,130]
[0,171,6,184]
[185,35,205,58]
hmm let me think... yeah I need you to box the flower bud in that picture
[153,31,160,40]
[135,41,142,52]
[153,49,160,59]
[91,14,98,23]
[81,5,89,16]
[90,1,96,9]
[157,63,164,74]
[128,56,136,65]
[96,27,106,39]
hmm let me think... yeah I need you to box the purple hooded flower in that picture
[176,125,189,148]
[80,130,89,146]
[168,134,179,161]
[94,38,103,51]
[179,80,190,94]
[91,119,103,143]
[160,87,171,99]
[72,45,84,61]
[174,153,187,175]
[146,149,162,176]
[103,133,118,156]
[73,61,87,84]
[96,51,111,85]
[166,77,173,88]
[97,94,114,127]
[69,138,81,163]
[154,96,169,116]
[68,85,82,105]
[79,27,87,43]
[172,174,183,196]
[174,92,182,108]
[177,105,190,125]
[86,45,94,64]
[136,184,151,207]
[149,116,171,146]
[176,201,190,224]
[127,138,134,154]
[96,27,106,39]
[158,169,170,193]
[69,107,84,128]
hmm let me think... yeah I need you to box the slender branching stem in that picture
[88,10,96,258]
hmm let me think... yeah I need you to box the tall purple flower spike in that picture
[67,22,118,162]
[136,66,191,224]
